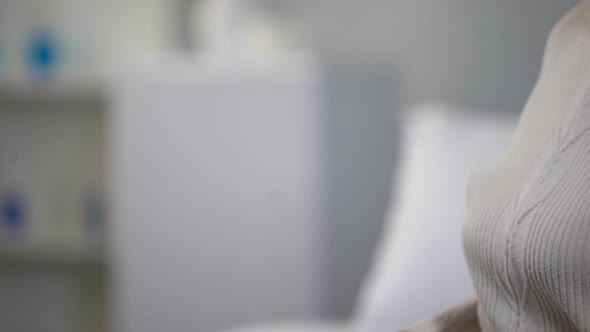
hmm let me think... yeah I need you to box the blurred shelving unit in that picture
[0,83,104,107]
[0,79,108,332]
[0,0,176,330]
[0,81,107,265]
[0,242,104,266]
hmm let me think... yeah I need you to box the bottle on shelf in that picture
[0,190,27,236]
[26,27,61,82]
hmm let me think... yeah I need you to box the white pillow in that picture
[354,103,516,331]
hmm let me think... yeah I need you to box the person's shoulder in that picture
[541,1,590,68]
[549,1,590,42]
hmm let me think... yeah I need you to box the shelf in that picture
[0,242,105,267]
[0,82,105,106]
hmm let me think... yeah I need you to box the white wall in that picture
[291,0,578,111]
[316,63,400,318]
[111,62,328,332]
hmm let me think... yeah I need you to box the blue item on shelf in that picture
[1,192,26,232]
[27,28,60,80]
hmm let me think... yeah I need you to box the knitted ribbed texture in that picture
[463,2,590,331]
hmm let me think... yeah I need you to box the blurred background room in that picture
[0,0,580,331]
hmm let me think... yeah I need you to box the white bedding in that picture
[224,322,352,332]
[354,104,516,331]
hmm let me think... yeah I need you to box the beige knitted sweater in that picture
[407,1,590,331]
